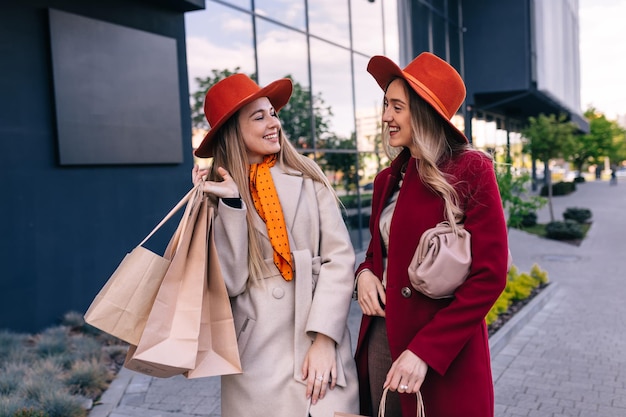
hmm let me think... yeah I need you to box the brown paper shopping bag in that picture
[84,185,200,345]
[334,387,424,417]
[184,205,242,378]
[124,191,209,378]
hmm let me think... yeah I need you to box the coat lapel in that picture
[272,165,303,233]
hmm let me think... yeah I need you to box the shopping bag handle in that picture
[379,386,424,417]
[139,183,203,247]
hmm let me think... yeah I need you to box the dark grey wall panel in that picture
[0,1,196,333]
[49,9,183,165]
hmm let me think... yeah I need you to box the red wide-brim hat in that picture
[194,73,293,158]
[367,52,468,143]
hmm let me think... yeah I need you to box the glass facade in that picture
[185,0,400,250]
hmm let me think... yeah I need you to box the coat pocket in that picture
[311,255,321,291]
[233,313,256,357]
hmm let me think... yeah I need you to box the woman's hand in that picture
[384,349,428,394]
[356,270,386,317]
[192,164,239,199]
[301,333,337,405]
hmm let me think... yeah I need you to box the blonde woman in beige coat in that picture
[192,74,359,417]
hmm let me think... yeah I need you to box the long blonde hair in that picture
[384,78,475,229]
[208,110,334,283]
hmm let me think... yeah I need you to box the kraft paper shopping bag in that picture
[84,185,200,345]
[184,206,242,378]
[124,189,208,377]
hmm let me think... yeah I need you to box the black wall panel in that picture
[0,0,196,332]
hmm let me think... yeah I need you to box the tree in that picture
[495,164,546,229]
[190,71,332,152]
[316,134,358,193]
[190,69,360,192]
[568,108,621,176]
[278,77,332,151]
[522,113,577,221]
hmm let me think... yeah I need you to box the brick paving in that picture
[89,179,626,417]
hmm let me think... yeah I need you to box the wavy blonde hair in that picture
[383,78,477,231]
[207,110,334,284]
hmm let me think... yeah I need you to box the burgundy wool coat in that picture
[355,148,509,417]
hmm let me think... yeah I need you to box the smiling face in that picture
[238,97,281,163]
[382,78,418,157]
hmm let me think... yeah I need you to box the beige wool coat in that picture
[214,163,359,417]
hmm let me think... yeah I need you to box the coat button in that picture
[401,287,412,298]
[272,287,285,299]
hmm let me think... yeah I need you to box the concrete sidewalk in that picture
[90,179,626,417]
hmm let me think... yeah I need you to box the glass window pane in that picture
[353,54,383,152]
[351,0,383,55]
[256,19,311,149]
[220,0,251,10]
[310,39,354,150]
[308,0,350,48]
[254,0,305,31]
[383,0,400,61]
[432,13,447,59]
[185,2,255,152]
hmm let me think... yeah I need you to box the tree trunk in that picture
[545,161,555,222]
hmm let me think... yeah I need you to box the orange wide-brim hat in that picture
[367,52,468,143]
[194,73,293,158]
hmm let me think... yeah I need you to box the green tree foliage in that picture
[522,113,577,221]
[189,70,332,152]
[569,108,622,174]
[317,134,358,193]
[189,69,359,193]
[495,164,546,229]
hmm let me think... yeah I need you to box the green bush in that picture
[573,176,585,183]
[563,207,592,223]
[520,212,538,227]
[545,220,583,240]
[486,264,549,327]
[0,311,126,417]
[64,359,110,398]
[540,181,576,196]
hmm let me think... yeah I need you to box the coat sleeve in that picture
[213,199,250,297]
[304,182,356,344]
[408,153,508,376]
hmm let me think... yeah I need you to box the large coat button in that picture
[401,287,412,298]
[272,287,285,299]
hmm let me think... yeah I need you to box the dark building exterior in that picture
[0,0,202,332]
[1,0,584,332]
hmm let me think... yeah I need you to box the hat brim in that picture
[367,55,468,143]
[194,78,293,158]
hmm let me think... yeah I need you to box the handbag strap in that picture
[139,183,203,247]
[378,386,424,417]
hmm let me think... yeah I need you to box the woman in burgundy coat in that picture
[354,52,509,417]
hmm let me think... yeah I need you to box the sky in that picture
[579,0,626,120]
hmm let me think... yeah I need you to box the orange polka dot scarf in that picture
[249,154,294,281]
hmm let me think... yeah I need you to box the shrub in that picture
[486,264,549,327]
[64,359,110,398]
[34,327,71,357]
[540,181,576,196]
[0,363,29,395]
[573,176,585,183]
[563,207,592,223]
[12,408,48,417]
[38,390,86,417]
[545,220,583,240]
[520,212,538,227]
[0,397,32,417]
[0,330,30,362]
